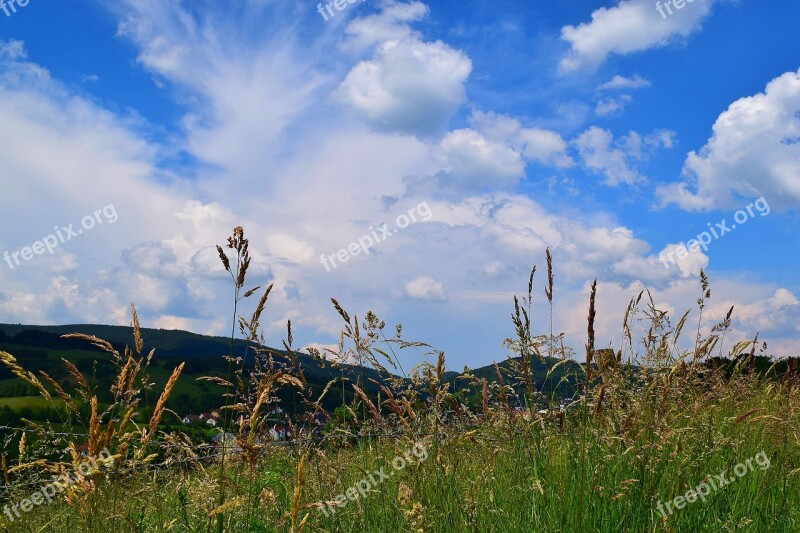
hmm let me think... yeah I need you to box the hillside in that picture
[0,323,586,425]
[0,323,388,421]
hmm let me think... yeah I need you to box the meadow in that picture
[0,228,798,532]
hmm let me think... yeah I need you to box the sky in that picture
[0,0,798,372]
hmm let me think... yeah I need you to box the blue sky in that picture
[0,0,798,370]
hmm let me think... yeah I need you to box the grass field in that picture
[0,232,797,532]
[2,380,797,532]
[0,395,64,410]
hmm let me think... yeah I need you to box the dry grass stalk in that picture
[545,248,553,304]
[39,370,77,412]
[245,374,279,444]
[113,351,135,401]
[61,333,120,360]
[1,455,8,486]
[0,351,51,400]
[594,385,606,415]
[733,408,764,425]
[401,397,417,420]
[290,453,309,533]
[142,362,185,448]
[208,495,246,519]
[481,379,489,415]
[88,396,102,457]
[352,383,383,423]
[369,378,412,432]
[586,279,597,386]
[18,431,26,459]
[130,304,143,354]
[61,358,90,397]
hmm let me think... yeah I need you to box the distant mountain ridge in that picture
[0,323,582,412]
[0,322,274,359]
[2,323,792,422]
[0,322,386,415]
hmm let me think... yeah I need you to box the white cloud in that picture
[595,95,633,117]
[553,275,800,362]
[434,128,525,189]
[573,127,676,185]
[266,234,316,264]
[705,288,800,341]
[573,127,643,186]
[301,342,357,364]
[517,129,574,167]
[656,242,710,278]
[335,38,472,136]
[0,38,190,311]
[405,275,447,302]
[468,111,522,141]
[482,260,505,276]
[51,254,80,274]
[657,68,800,211]
[151,314,227,335]
[469,111,573,168]
[597,74,652,91]
[622,129,677,159]
[114,3,330,177]
[342,1,430,51]
[559,0,717,74]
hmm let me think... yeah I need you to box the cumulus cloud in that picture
[622,129,677,158]
[573,127,644,186]
[656,242,710,278]
[573,127,676,185]
[433,129,525,190]
[151,314,227,334]
[727,288,800,335]
[553,275,800,362]
[657,68,800,211]
[405,275,447,302]
[0,39,193,322]
[517,129,574,167]
[559,0,717,74]
[342,0,430,51]
[335,38,472,136]
[333,1,471,137]
[265,234,316,265]
[469,111,573,168]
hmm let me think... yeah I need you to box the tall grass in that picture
[0,229,798,532]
